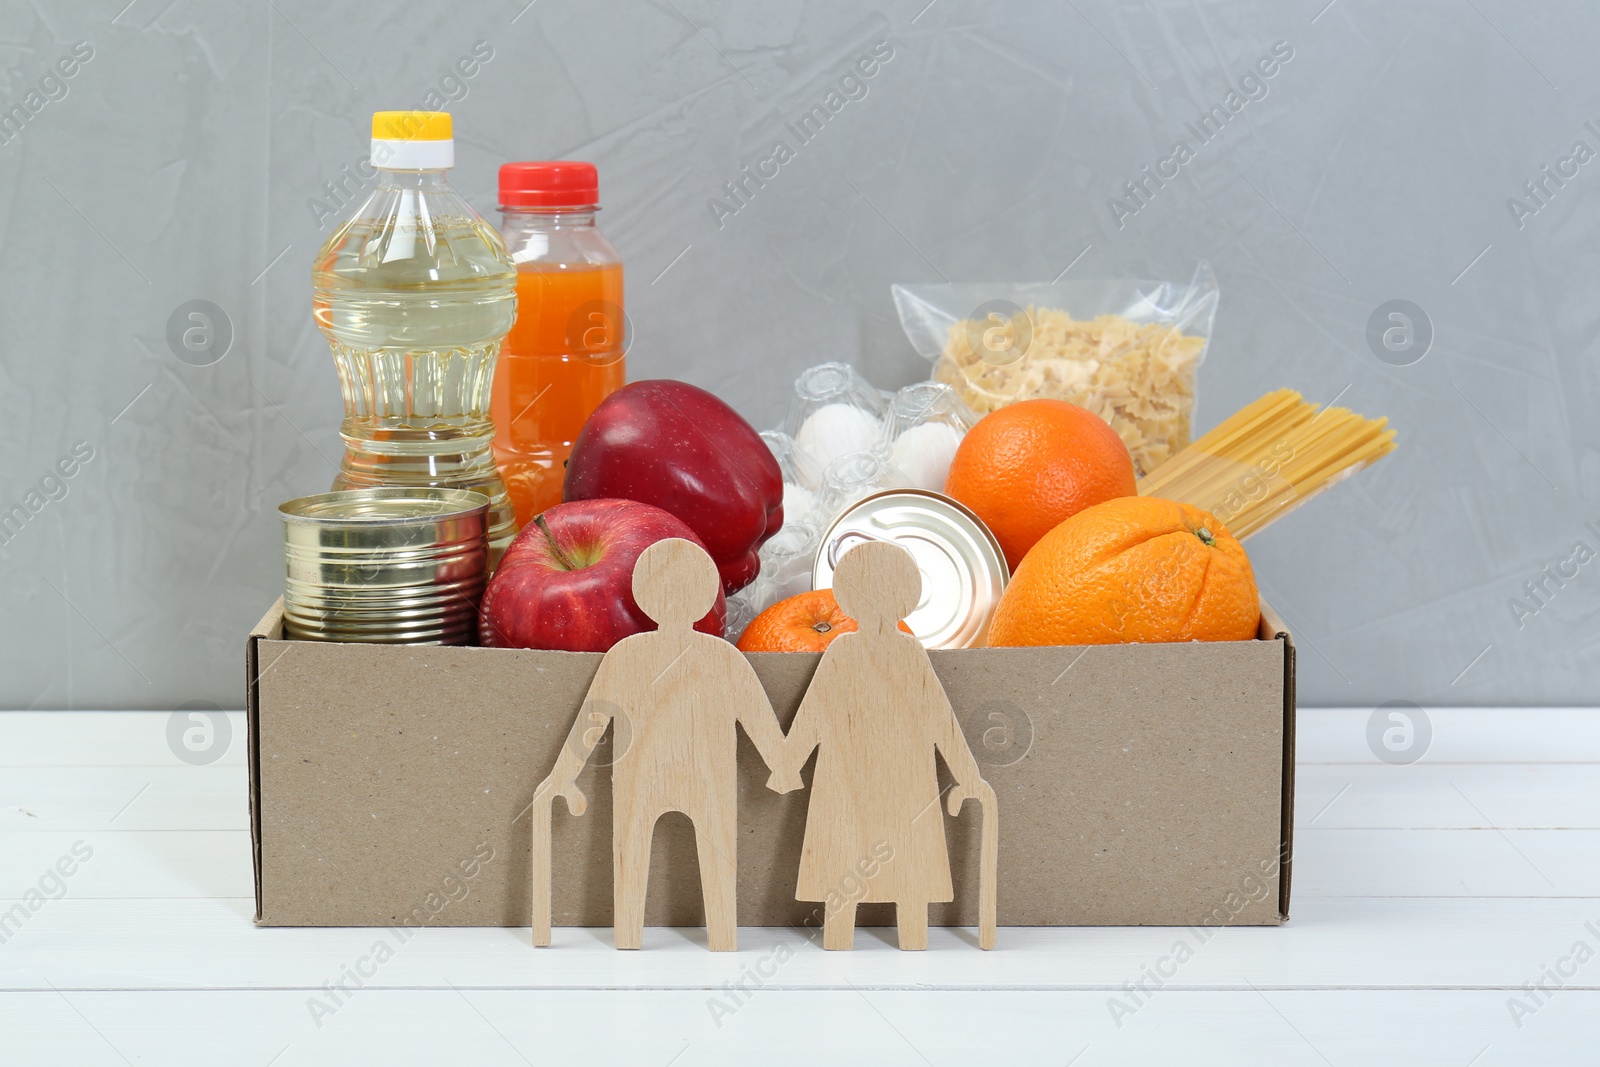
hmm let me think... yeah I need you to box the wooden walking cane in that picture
[531,779,586,947]
[977,783,999,950]
[530,784,555,947]
[949,779,998,949]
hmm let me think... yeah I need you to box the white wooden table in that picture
[2,709,1596,1065]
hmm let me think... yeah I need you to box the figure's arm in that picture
[770,656,827,791]
[929,668,996,816]
[730,654,798,791]
[535,661,618,816]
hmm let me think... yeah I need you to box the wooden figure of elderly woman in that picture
[770,540,998,950]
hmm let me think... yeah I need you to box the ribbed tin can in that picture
[279,488,490,645]
[813,488,1008,649]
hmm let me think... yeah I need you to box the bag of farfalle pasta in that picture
[891,263,1218,474]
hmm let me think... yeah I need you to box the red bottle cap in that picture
[498,161,599,208]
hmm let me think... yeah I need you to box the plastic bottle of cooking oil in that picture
[312,111,518,560]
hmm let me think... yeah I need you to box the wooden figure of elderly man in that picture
[529,538,797,951]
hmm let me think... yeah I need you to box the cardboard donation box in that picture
[246,598,1295,929]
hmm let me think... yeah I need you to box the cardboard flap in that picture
[1258,596,1295,921]
[251,598,284,640]
[1257,599,1291,642]
[245,598,283,922]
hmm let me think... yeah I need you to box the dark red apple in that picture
[564,379,783,595]
[480,498,725,652]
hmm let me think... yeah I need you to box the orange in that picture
[736,589,910,652]
[988,496,1260,646]
[944,399,1136,570]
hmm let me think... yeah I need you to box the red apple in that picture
[564,379,783,595]
[479,498,725,652]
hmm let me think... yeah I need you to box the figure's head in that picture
[632,538,720,628]
[832,541,920,630]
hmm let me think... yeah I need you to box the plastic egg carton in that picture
[729,363,977,633]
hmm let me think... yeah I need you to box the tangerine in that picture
[736,589,910,652]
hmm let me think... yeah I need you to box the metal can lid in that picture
[279,487,490,527]
[812,488,1008,649]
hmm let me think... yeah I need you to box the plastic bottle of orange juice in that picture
[492,162,625,527]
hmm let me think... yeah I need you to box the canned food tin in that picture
[812,489,1008,649]
[279,487,490,645]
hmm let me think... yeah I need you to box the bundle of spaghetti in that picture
[1136,388,1396,539]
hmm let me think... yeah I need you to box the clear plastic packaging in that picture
[761,430,822,527]
[724,590,762,645]
[754,519,819,604]
[882,381,975,492]
[812,450,908,531]
[891,263,1218,474]
[785,363,887,487]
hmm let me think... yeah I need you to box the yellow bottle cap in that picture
[369,111,454,169]
[371,111,452,141]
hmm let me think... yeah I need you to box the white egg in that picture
[794,403,882,484]
[890,422,966,492]
[781,482,817,526]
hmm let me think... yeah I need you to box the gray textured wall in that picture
[0,0,1593,709]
